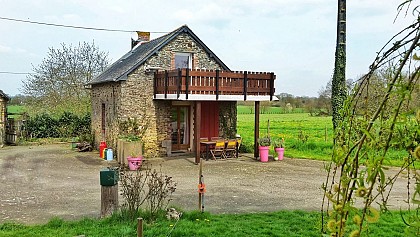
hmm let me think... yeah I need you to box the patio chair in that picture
[235,137,242,157]
[210,140,226,160]
[211,136,222,141]
[225,139,237,158]
[200,137,209,158]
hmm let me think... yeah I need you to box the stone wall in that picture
[91,83,121,149]
[219,101,237,138]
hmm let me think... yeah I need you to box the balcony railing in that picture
[154,69,276,101]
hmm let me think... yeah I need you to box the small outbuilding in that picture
[0,90,10,146]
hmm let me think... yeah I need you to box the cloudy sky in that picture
[0,0,415,97]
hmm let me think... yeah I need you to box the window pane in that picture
[175,55,189,69]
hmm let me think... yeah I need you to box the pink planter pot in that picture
[275,147,285,161]
[127,156,143,170]
[259,146,269,162]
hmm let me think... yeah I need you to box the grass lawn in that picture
[0,210,410,237]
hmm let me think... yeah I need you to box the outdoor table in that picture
[200,141,216,160]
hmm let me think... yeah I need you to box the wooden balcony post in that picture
[194,101,202,164]
[254,101,260,159]
[177,68,181,99]
[153,71,157,99]
[215,69,219,100]
[270,72,275,101]
[164,70,168,99]
[186,68,189,100]
[243,71,248,101]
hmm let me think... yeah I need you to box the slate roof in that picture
[89,25,230,85]
[0,90,10,101]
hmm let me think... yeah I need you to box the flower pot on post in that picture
[258,136,271,162]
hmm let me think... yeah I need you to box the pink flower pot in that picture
[275,147,285,161]
[259,146,269,162]
[127,156,143,170]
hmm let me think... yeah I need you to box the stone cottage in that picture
[89,25,276,162]
[0,90,10,146]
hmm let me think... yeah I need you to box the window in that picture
[101,103,105,134]
[175,52,192,69]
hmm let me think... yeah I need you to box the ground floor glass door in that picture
[171,106,189,151]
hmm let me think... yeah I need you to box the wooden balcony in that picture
[154,69,276,101]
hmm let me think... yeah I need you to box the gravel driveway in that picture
[0,144,411,224]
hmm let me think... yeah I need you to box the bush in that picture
[25,112,91,140]
[119,165,177,220]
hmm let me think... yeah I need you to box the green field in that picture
[237,106,409,165]
[237,106,334,160]
[6,105,26,119]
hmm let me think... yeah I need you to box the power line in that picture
[0,71,30,75]
[0,16,168,33]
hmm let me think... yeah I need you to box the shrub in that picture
[119,165,176,220]
[25,112,91,140]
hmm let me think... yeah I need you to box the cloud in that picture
[0,44,13,53]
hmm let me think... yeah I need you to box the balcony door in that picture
[171,106,190,151]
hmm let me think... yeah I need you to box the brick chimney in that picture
[131,31,150,49]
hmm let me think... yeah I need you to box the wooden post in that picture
[100,185,118,218]
[177,68,181,99]
[185,68,189,100]
[198,159,203,211]
[254,101,260,159]
[153,71,157,99]
[269,73,275,101]
[243,71,248,101]
[137,218,143,237]
[194,101,202,164]
[164,70,168,99]
[215,69,219,100]
[325,126,328,142]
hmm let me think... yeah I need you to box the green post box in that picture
[100,168,119,186]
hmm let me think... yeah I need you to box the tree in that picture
[322,1,420,236]
[318,79,353,116]
[22,41,109,115]
[331,0,347,129]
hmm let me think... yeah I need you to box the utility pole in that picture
[332,0,347,130]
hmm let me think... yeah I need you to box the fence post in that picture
[325,126,327,142]
[137,217,143,237]
[100,168,119,218]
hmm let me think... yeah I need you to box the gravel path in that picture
[0,144,411,224]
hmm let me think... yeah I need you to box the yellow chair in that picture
[236,137,242,157]
[225,139,237,158]
[210,140,226,160]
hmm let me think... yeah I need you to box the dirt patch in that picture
[0,144,412,225]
